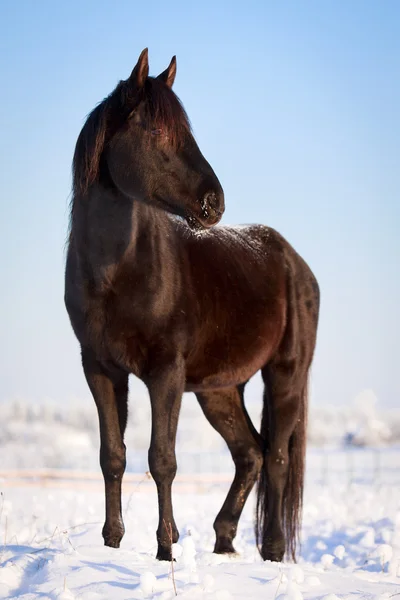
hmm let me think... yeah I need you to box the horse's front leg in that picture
[146,356,184,561]
[82,350,128,548]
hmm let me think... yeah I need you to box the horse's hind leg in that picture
[196,385,263,554]
[82,350,128,548]
[257,363,306,562]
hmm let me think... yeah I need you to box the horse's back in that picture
[181,222,318,315]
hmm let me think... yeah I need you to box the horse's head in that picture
[73,49,224,229]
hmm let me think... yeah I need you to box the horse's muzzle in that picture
[199,191,225,227]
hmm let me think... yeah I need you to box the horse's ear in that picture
[157,56,177,88]
[129,48,149,88]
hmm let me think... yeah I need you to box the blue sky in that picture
[0,0,399,408]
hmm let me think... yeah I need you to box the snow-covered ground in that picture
[0,391,399,598]
[0,476,399,599]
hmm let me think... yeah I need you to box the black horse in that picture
[65,49,319,563]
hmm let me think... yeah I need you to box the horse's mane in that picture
[72,77,191,199]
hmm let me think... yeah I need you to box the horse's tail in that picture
[284,379,308,561]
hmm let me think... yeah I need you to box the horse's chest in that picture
[86,285,172,376]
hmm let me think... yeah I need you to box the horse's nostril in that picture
[204,192,217,209]
[202,192,222,218]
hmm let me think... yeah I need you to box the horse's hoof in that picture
[156,546,173,561]
[214,538,237,555]
[260,547,284,562]
[104,537,121,549]
[103,524,124,548]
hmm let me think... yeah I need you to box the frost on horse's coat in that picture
[65,48,320,563]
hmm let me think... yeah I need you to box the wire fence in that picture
[125,447,400,486]
[0,448,398,490]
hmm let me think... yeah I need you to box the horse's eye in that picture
[151,129,163,136]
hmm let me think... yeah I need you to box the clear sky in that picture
[0,0,399,409]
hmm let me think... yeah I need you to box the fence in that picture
[1,447,398,490]
[125,446,400,486]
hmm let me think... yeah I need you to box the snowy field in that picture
[0,474,399,599]
[0,393,399,598]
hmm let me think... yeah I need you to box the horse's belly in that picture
[185,359,265,392]
[185,315,285,391]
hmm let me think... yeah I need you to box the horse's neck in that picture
[74,186,173,292]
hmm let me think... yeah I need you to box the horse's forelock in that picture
[144,78,191,147]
